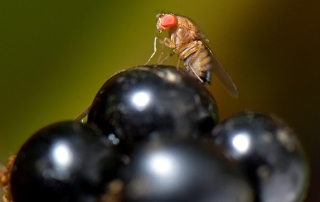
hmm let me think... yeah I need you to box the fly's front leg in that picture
[145,36,159,65]
[145,36,176,65]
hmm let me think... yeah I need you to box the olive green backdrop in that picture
[0,1,319,201]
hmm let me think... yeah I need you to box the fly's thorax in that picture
[176,16,202,38]
[176,16,197,31]
[170,29,199,53]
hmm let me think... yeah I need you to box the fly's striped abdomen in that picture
[182,41,212,83]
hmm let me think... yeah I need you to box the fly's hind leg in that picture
[176,57,180,70]
[178,41,205,83]
[186,48,205,83]
[185,61,204,83]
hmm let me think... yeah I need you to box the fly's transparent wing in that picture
[204,43,239,97]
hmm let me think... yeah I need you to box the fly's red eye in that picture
[161,14,177,29]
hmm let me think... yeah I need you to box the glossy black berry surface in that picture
[119,138,254,202]
[211,111,309,202]
[10,121,121,202]
[88,65,219,151]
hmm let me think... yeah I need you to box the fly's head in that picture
[156,13,178,33]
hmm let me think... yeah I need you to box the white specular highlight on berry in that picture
[232,132,251,154]
[131,91,151,111]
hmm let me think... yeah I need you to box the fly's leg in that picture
[157,38,167,63]
[157,37,176,64]
[160,50,174,64]
[176,41,204,82]
[182,42,205,83]
[145,36,159,65]
[186,52,204,82]
[159,38,175,63]
[176,57,180,70]
[186,61,203,82]
[75,106,91,122]
[145,37,176,65]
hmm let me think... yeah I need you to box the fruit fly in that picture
[146,13,239,97]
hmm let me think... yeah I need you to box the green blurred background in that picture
[0,0,319,200]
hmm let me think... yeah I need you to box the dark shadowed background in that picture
[0,1,319,201]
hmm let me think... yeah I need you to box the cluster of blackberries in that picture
[6,65,308,202]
